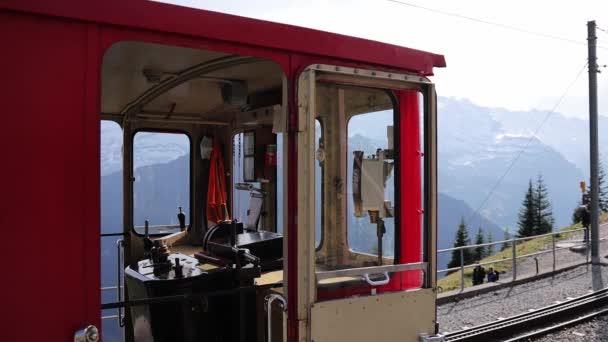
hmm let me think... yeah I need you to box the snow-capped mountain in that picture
[438,97,586,229]
[489,106,608,176]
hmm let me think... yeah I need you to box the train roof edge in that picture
[1,0,446,75]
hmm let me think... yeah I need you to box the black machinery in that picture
[125,208,283,342]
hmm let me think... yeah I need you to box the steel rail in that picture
[504,307,608,341]
[444,287,608,341]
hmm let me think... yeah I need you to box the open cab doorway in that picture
[99,41,439,342]
[100,41,288,342]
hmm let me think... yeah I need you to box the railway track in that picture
[444,287,608,341]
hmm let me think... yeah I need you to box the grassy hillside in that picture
[437,213,607,292]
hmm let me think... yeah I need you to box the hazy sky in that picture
[157,0,608,119]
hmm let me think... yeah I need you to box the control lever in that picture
[143,220,153,259]
[174,258,183,278]
[177,207,186,230]
[238,248,260,266]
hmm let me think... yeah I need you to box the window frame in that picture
[130,128,193,236]
[100,119,125,236]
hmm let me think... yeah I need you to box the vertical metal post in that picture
[116,239,124,327]
[588,20,600,264]
[460,248,465,291]
[552,234,556,272]
[587,228,591,264]
[512,239,517,281]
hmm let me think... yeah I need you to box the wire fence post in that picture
[460,248,465,291]
[511,239,517,281]
[552,233,556,273]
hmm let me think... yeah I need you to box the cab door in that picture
[294,65,439,342]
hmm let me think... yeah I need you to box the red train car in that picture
[0,1,445,341]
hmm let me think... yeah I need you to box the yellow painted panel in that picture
[311,289,436,342]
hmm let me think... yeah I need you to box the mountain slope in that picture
[438,97,585,229]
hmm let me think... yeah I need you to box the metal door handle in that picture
[74,325,99,342]
[363,272,390,286]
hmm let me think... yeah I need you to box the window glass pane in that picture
[133,132,190,234]
[348,110,395,258]
[233,131,283,233]
[233,133,259,224]
[100,120,123,340]
[101,121,123,234]
[313,83,395,273]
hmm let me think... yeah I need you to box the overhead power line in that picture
[465,62,588,225]
[387,0,608,50]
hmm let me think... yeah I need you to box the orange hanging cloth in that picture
[206,138,228,224]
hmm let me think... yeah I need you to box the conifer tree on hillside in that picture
[473,227,486,261]
[447,217,474,272]
[533,174,554,235]
[501,227,511,251]
[487,231,494,256]
[517,180,536,238]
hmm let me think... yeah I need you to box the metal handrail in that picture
[437,241,589,274]
[133,223,181,230]
[101,286,122,292]
[265,294,287,342]
[437,228,590,291]
[316,262,427,281]
[437,228,586,253]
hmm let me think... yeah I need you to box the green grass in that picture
[437,214,608,292]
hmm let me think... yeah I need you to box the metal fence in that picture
[437,228,590,291]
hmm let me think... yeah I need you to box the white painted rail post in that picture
[552,233,556,273]
[460,249,465,291]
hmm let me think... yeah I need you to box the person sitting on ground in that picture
[487,267,498,282]
[479,266,486,284]
[472,265,485,285]
[472,265,480,285]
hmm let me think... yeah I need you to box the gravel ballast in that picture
[437,265,608,333]
[530,314,608,341]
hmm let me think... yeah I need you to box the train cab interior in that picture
[101,41,430,341]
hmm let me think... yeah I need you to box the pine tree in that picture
[517,180,536,238]
[487,231,494,256]
[533,174,554,235]
[501,227,511,251]
[447,217,474,271]
[473,227,486,261]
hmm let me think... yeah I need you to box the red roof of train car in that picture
[1,0,445,75]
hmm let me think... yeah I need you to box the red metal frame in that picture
[0,2,444,341]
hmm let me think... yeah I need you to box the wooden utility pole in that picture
[588,20,600,264]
